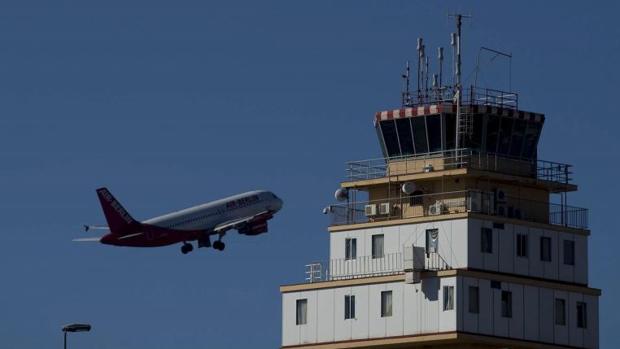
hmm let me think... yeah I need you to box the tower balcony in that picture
[344,149,575,192]
[326,190,588,230]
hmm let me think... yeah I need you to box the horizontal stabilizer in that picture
[72,237,101,242]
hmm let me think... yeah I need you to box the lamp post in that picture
[62,323,91,349]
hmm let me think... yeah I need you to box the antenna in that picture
[402,61,411,106]
[448,13,471,155]
[474,46,513,91]
[438,47,444,92]
[417,38,423,102]
[424,55,429,101]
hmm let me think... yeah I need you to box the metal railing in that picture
[304,251,452,283]
[327,190,588,229]
[345,148,572,185]
[403,85,518,110]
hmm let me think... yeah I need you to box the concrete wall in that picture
[282,275,598,348]
[329,218,587,284]
[282,277,457,347]
[467,219,588,284]
[458,276,598,348]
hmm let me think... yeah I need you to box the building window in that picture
[372,234,384,259]
[296,299,307,325]
[481,227,493,253]
[426,228,439,256]
[555,298,566,325]
[345,295,356,320]
[501,291,512,318]
[469,286,479,314]
[516,234,528,257]
[381,291,392,317]
[345,238,357,260]
[563,240,575,266]
[541,237,552,262]
[577,302,588,328]
[443,286,454,311]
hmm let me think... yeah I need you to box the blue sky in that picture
[0,1,618,348]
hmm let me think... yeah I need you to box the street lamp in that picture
[62,323,91,349]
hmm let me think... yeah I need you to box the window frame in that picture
[516,233,528,258]
[345,238,357,260]
[555,298,566,326]
[443,285,455,311]
[372,234,385,259]
[380,290,393,317]
[501,290,512,318]
[344,294,356,320]
[540,236,552,262]
[563,239,575,266]
[481,227,493,253]
[577,301,588,329]
[296,299,308,325]
[468,286,479,314]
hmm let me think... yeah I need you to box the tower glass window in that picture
[296,299,307,325]
[345,238,357,260]
[481,227,493,253]
[381,291,392,317]
[426,115,442,152]
[443,286,454,311]
[396,118,414,155]
[563,240,575,266]
[412,116,428,154]
[516,234,528,257]
[372,234,384,259]
[541,237,552,262]
[555,298,566,325]
[469,286,479,314]
[345,295,356,320]
[380,120,400,157]
[501,291,512,318]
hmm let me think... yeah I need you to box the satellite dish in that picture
[402,182,417,195]
[334,188,349,201]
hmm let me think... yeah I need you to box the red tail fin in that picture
[96,187,139,235]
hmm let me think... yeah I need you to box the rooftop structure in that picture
[280,16,599,349]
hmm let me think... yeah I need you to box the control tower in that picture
[280,17,599,349]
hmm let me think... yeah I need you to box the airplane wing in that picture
[213,211,272,235]
[73,237,102,242]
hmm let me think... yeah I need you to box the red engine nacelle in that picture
[239,221,268,235]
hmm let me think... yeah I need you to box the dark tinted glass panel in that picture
[486,115,500,153]
[375,124,388,158]
[396,118,414,155]
[469,114,483,150]
[497,117,513,155]
[412,117,428,154]
[380,120,401,157]
[522,122,542,159]
[444,113,456,150]
[509,119,526,157]
[427,115,442,152]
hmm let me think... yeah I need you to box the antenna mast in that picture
[449,13,471,153]
[402,61,411,106]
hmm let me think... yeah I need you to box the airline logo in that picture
[225,195,259,210]
[99,189,135,224]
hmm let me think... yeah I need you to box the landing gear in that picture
[181,242,194,254]
[213,240,226,251]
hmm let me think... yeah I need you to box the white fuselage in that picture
[143,190,282,232]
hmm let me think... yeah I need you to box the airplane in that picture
[75,187,283,254]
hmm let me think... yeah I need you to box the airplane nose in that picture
[277,198,284,211]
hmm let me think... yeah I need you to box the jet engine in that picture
[239,220,268,235]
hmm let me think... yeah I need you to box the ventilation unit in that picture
[428,201,444,215]
[364,204,377,216]
[379,202,391,215]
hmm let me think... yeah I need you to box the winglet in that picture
[96,187,139,235]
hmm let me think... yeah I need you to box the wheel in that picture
[213,241,225,251]
[181,243,193,254]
